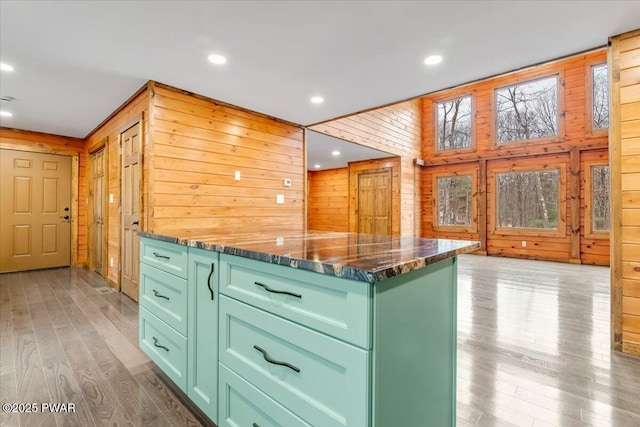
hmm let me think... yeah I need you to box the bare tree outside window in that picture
[497,170,559,229]
[496,76,558,144]
[437,96,472,151]
[592,64,609,130]
[437,176,472,226]
[592,165,610,231]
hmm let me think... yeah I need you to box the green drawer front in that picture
[140,238,188,279]
[219,296,370,427]
[140,263,188,335]
[218,364,310,427]
[139,307,187,391]
[219,254,371,349]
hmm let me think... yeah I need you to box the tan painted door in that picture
[357,169,391,235]
[121,122,142,301]
[90,148,106,276]
[0,149,72,272]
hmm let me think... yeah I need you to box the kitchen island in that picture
[137,230,479,427]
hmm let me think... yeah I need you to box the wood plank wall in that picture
[610,29,640,355]
[148,83,305,235]
[420,49,609,265]
[308,100,422,236]
[84,88,149,287]
[0,128,85,267]
[307,168,349,232]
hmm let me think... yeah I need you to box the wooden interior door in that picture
[357,169,392,235]
[90,148,106,276]
[0,149,72,272]
[121,122,142,301]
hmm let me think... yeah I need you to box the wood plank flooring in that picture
[0,255,639,426]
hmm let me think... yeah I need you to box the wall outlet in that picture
[109,257,114,267]
[284,178,292,187]
[521,241,527,247]
[277,194,284,204]
[234,171,241,181]
[276,237,284,246]
[109,193,114,203]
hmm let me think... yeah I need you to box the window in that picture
[435,175,473,228]
[495,75,558,144]
[436,95,472,151]
[496,169,559,230]
[585,163,610,236]
[591,63,609,130]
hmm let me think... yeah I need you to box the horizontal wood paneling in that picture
[84,88,149,287]
[611,29,640,354]
[149,84,304,235]
[307,168,349,232]
[309,100,422,236]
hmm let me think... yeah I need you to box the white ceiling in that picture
[1,1,638,146]
[306,131,391,171]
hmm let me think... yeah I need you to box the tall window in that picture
[436,95,472,151]
[495,76,558,144]
[592,64,609,130]
[591,165,610,232]
[496,169,559,230]
[436,175,472,227]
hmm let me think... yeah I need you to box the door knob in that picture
[59,215,70,220]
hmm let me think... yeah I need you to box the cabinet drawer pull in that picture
[152,337,169,352]
[253,345,300,373]
[207,263,215,300]
[153,252,170,260]
[152,289,170,300]
[254,281,301,299]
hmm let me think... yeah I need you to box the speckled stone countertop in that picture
[139,230,480,283]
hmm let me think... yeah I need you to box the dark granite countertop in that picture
[139,229,480,283]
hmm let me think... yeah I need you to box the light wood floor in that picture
[1,255,639,426]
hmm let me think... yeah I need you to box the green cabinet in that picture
[139,237,459,427]
[187,247,219,423]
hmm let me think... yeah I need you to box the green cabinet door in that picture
[187,247,219,423]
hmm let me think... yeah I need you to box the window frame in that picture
[489,164,567,238]
[432,171,477,233]
[585,61,609,138]
[583,161,610,238]
[433,92,476,155]
[492,73,565,147]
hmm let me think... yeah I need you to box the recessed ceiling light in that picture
[208,54,227,65]
[314,164,321,169]
[310,96,324,104]
[0,62,14,72]
[0,110,13,117]
[424,55,443,66]
[331,150,340,156]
